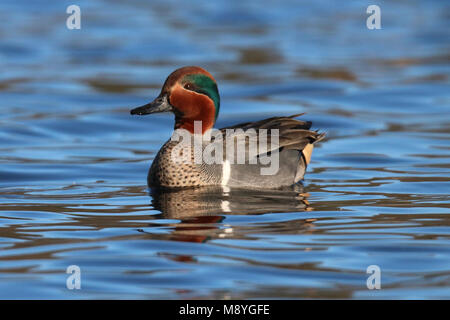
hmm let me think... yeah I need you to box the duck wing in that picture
[208,114,325,188]
[218,113,325,157]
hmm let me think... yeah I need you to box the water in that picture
[0,0,449,299]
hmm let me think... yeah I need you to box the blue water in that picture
[0,0,449,299]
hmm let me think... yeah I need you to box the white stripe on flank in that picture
[221,200,231,212]
[221,160,231,186]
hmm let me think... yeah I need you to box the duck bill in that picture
[130,95,173,115]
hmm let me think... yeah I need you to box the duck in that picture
[130,66,324,189]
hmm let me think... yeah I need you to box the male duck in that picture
[131,66,324,189]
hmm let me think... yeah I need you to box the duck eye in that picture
[184,83,193,90]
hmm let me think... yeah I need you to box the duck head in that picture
[130,66,220,134]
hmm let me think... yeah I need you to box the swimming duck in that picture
[130,66,324,189]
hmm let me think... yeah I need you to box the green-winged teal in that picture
[130,66,324,188]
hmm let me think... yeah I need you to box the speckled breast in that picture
[147,140,222,188]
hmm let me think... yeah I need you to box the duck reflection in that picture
[142,184,314,244]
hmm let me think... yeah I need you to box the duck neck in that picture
[174,112,215,134]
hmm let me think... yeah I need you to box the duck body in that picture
[131,66,324,189]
